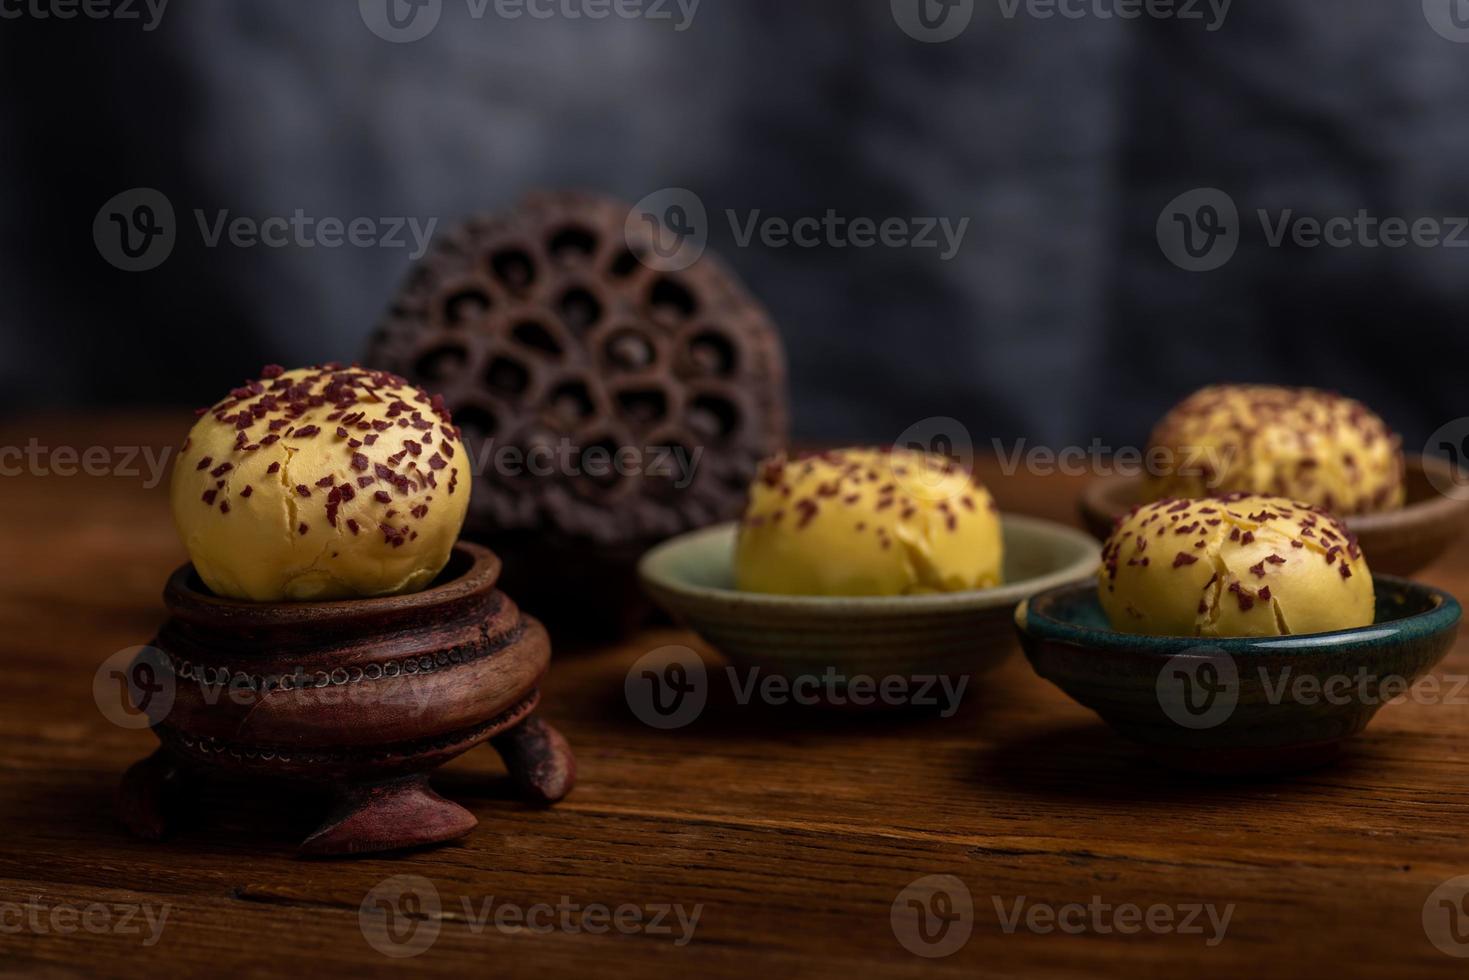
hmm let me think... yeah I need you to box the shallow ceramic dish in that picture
[637,515,1099,694]
[1078,454,1469,577]
[1015,576,1461,774]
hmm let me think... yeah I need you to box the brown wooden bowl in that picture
[1079,454,1469,577]
[116,542,575,857]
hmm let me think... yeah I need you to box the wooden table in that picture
[3,414,1468,978]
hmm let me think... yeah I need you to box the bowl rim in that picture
[636,514,1101,612]
[1016,574,1463,655]
[1080,452,1469,535]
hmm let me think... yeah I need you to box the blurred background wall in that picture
[2,0,1468,449]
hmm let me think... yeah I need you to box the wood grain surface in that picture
[2,414,1468,978]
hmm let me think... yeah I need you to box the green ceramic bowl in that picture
[1015,576,1462,773]
[637,515,1100,698]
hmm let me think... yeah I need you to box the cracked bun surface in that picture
[734,448,1002,596]
[170,365,470,602]
[1144,384,1405,516]
[1099,493,1373,637]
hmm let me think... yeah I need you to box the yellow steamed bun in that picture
[1099,493,1373,637]
[170,364,470,601]
[734,448,1003,596]
[1145,384,1404,516]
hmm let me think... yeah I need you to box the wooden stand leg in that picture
[490,714,576,806]
[117,748,188,841]
[299,774,478,857]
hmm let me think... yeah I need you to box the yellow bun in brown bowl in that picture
[1145,385,1404,514]
[170,364,471,601]
[1099,493,1373,637]
[734,448,1003,596]
[1080,384,1469,576]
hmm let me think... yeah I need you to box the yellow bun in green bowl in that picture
[170,364,471,601]
[639,448,1099,706]
[1099,493,1373,638]
[734,448,1003,596]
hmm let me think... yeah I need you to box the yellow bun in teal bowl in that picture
[1099,493,1373,638]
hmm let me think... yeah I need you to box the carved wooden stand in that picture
[116,543,575,857]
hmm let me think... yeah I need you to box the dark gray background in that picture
[3,0,1468,451]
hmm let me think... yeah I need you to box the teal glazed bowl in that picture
[1015,576,1462,773]
[638,516,1100,701]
